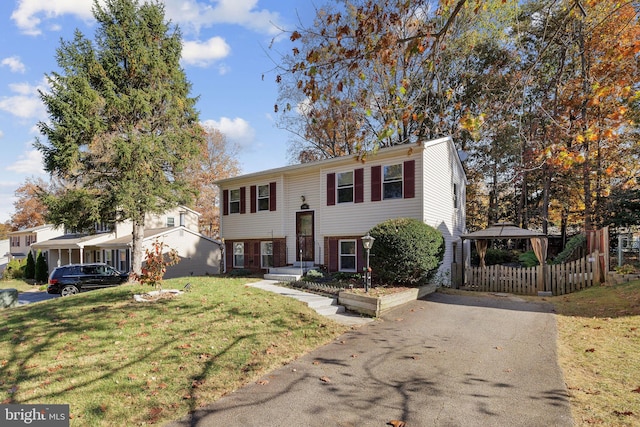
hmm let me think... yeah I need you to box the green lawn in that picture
[551,281,640,427]
[0,279,45,293]
[0,277,347,426]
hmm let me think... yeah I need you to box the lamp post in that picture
[361,233,375,292]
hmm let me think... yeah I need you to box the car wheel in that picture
[60,285,79,296]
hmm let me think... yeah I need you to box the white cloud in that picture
[181,37,231,67]
[12,0,285,37]
[163,0,285,35]
[6,149,46,175]
[201,117,255,148]
[1,56,26,73]
[11,0,96,35]
[0,80,48,120]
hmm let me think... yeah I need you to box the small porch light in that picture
[361,234,375,250]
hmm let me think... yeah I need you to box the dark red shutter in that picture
[250,186,257,213]
[273,239,282,266]
[225,241,232,269]
[243,242,249,267]
[404,160,415,199]
[222,190,229,216]
[371,166,382,201]
[355,168,364,203]
[240,187,246,214]
[269,182,277,211]
[253,242,260,269]
[327,173,336,206]
[328,238,338,272]
[357,241,364,272]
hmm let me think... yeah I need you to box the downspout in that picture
[221,238,226,274]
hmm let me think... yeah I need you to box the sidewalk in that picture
[165,291,572,427]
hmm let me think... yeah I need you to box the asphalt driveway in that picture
[166,292,573,427]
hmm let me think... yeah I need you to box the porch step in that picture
[265,264,319,282]
[263,273,302,282]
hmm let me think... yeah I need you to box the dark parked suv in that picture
[47,263,129,296]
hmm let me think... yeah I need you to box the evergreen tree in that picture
[35,251,49,284]
[36,0,204,276]
[24,251,36,280]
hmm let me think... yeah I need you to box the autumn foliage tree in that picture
[11,178,50,230]
[184,125,240,238]
[275,0,640,241]
[136,239,180,289]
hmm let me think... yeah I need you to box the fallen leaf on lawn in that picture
[387,420,406,427]
[495,346,503,351]
[411,356,419,360]
[319,376,331,383]
[351,354,359,358]
[613,410,634,417]
[148,407,163,423]
[395,318,404,322]
[632,387,640,393]
[585,348,596,353]
[177,343,191,349]
[257,380,269,385]
[504,368,513,373]
[312,360,320,365]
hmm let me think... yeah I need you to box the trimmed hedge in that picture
[369,218,444,287]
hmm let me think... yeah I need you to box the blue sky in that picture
[0,0,317,223]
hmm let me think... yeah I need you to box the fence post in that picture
[593,250,600,285]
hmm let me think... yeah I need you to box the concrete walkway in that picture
[247,280,373,326]
[166,291,572,427]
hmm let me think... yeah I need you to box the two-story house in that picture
[31,206,222,278]
[216,137,467,282]
[8,224,65,260]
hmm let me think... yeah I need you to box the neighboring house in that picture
[8,224,65,260]
[31,206,222,277]
[0,239,9,277]
[216,137,467,281]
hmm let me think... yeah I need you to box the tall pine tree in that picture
[36,0,204,276]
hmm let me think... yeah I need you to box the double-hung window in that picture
[233,242,244,267]
[337,172,354,203]
[261,241,273,268]
[229,189,241,214]
[339,240,357,272]
[383,164,403,199]
[258,185,270,211]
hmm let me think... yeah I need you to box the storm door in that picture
[296,211,314,262]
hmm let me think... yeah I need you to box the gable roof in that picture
[98,226,221,247]
[215,137,464,185]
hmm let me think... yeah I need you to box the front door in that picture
[296,211,314,262]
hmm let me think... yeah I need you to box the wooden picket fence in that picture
[452,251,600,296]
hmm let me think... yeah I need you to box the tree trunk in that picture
[131,218,145,278]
